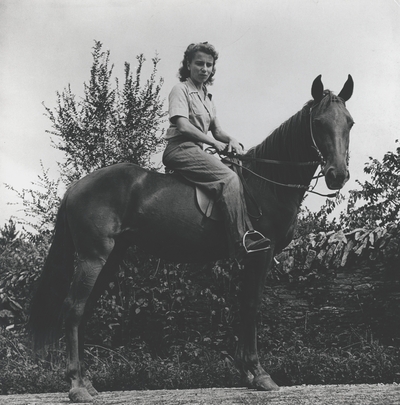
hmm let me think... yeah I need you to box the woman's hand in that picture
[227,138,244,155]
[211,138,243,155]
[222,138,244,155]
[210,118,244,155]
[212,140,229,153]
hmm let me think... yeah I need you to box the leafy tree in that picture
[297,141,400,235]
[44,40,167,186]
[340,140,400,230]
[7,40,166,235]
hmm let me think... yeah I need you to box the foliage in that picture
[44,40,167,186]
[85,251,241,356]
[5,162,61,240]
[0,219,18,253]
[340,140,400,230]
[1,330,400,394]
[6,41,166,238]
[298,140,400,235]
[0,330,67,395]
[0,222,49,328]
[1,212,400,392]
[295,195,343,238]
[267,340,400,386]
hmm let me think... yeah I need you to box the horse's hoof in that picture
[84,379,99,396]
[253,374,280,391]
[69,387,94,403]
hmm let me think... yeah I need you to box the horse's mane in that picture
[249,100,313,163]
[244,91,338,192]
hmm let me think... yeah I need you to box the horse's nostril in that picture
[327,167,337,180]
[326,167,349,189]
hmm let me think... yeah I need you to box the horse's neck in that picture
[250,105,319,200]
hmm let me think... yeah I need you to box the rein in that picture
[231,154,321,167]
[223,157,336,198]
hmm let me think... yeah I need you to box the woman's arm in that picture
[175,116,227,152]
[210,117,244,154]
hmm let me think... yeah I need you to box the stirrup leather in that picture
[243,230,271,254]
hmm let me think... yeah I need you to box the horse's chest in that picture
[259,199,299,246]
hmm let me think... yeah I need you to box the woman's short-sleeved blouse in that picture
[165,78,217,139]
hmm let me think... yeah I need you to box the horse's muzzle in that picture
[325,166,350,190]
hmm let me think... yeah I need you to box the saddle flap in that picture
[195,187,222,221]
[165,166,223,221]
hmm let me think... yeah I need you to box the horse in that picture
[29,75,354,403]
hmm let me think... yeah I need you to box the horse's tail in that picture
[28,194,75,351]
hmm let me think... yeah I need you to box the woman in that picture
[162,42,270,259]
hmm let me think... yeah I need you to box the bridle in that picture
[309,103,327,169]
[219,100,338,198]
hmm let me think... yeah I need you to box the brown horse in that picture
[29,75,354,402]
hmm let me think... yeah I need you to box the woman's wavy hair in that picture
[178,42,219,85]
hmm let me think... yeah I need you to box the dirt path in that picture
[1,384,399,405]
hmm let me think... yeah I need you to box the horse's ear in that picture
[338,74,354,102]
[311,75,324,102]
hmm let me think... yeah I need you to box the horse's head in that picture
[310,75,354,190]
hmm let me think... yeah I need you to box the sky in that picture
[1,0,399,227]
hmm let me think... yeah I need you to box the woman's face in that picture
[187,51,214,87]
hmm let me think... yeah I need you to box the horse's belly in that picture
[135,214,227,262]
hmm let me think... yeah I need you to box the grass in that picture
[1,330,400,395]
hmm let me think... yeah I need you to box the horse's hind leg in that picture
[64,238,116,403]
[64,257,107,402]
[77,240,130,399]
[235,251,279,391]
[77,323,99,398]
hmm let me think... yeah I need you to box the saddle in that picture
[165,155,252,222]
[164,168,223,221]
[165,159,242,222]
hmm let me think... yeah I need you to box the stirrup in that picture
[243,230,271,254]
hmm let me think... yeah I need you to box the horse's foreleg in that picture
[236,251,279,391]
